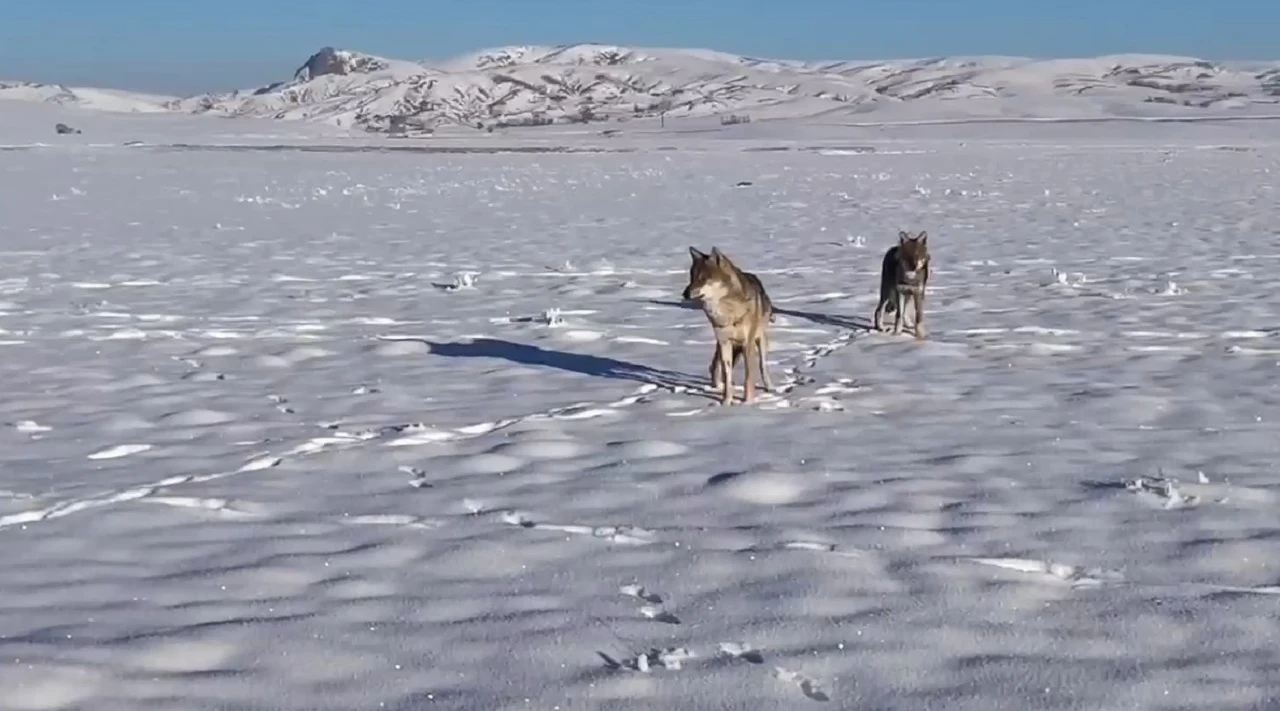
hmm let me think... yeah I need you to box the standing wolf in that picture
[873,230,931,339]
[682,246,774,405]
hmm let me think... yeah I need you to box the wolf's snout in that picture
[682,285,696,301]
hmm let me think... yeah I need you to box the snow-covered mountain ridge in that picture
[0,80,175,113]
[6,44,1280,133]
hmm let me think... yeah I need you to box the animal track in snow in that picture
[268,393,296,414]
[638,603,681,625]
[600,642,771,674]
[792,377,863,411]
[718,641,765,664]
[813,378,862,396]
[619,583,663,604]
[8,419,52,434]
[1120,472,1275,509]
[144,494,445,532]
[436,271,479,291]
[1124,476,1201,509]
[87,443,152,460]
[599,647,696,673]
[796,328,863,370]
[601,586,808,697]
[966,556,1124,589]
[0,486,159,529]
[619,583,680,622]
[967,553,1280,598]
[541,308,564,327]
[774,666,831,702]
[400,465,431,488]
[0,441,286,530]
[775,540,865,558]
[500,509,658,545]
[345,362,666,447]
[343,513,443,530]
[142,496,263,519]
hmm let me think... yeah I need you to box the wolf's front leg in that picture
[892,291,906,335]
[717,340,736,405]
[912,291,927,340]
[756,333,773,392]
[708,343,723,389]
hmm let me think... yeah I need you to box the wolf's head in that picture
[897,230,930,282]
[683,246,737,303]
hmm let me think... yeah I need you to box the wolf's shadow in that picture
[423,337,708,394]
[774,307,872,331]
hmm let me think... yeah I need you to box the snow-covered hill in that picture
[166,45,1280,133]
[0,81,174,113]
[10,44,1280,134]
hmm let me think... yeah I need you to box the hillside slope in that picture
[0,81,174,113]
[9,45,1280,133]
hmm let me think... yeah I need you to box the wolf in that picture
[873,230,930,339]
[682,246,775,405]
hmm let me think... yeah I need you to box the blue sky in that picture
[1,0,1274,95]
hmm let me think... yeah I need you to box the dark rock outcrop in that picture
[294,47,388,81]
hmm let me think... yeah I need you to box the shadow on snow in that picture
[422,337,710,395]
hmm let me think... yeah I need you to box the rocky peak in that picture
[294,47,389,81]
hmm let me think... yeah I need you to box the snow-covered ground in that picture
[0,102,350,148]
[9,98,1280,154]
[2,114,1280,710]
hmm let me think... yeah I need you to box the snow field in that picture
[1,136,1279,709]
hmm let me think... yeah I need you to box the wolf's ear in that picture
[689,246,707,261]
[917,230,928,245]
[899,230,910,244]
[710,246,726,264]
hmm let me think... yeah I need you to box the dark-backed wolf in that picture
[682,246,774,405]
[873,230,930,339]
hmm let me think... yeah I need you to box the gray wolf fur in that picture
[873,230,930,339]
[682,246,774,405]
